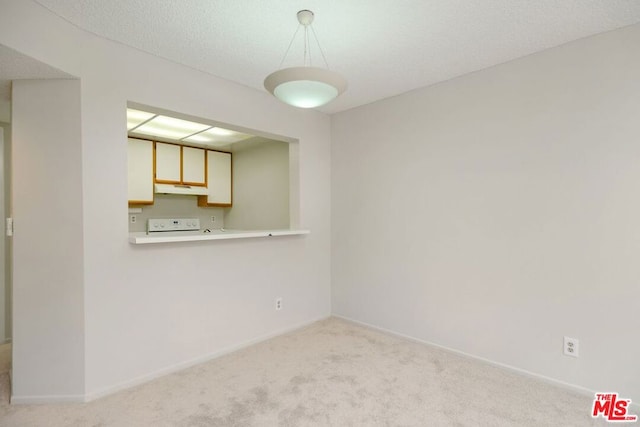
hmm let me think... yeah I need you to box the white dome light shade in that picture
[264,67,347,109]
[275,81,337,109]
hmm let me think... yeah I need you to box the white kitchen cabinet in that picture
[199,150,232,207]
[155,142,206,186]
[155,142,181,183]
[182,146,206,186]
[127,138,154,205]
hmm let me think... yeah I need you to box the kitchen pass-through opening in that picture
[126,102,300,235]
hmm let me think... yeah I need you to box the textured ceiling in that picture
[24,1,640,113]
[0,44,72,122]
[0,44,71,100]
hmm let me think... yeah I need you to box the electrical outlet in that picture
[211,216,216,223]
[275,297,283,311]
[130,215,137,224]
[564,336,579,357]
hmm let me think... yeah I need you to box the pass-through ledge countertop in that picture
[129,229,310,244]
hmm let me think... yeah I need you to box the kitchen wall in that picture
[128,195,226,233]
[332,23,640,401]
[225,140,290,230]
[128,138,290,233]
[1,0,331,401]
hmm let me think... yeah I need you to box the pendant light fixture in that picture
[264,10,347,109]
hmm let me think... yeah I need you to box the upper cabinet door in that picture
[127,138,154,205]
[155,142,181,183]
[182,146,206,186]
[199,150,232,207]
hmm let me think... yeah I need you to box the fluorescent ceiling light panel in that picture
[127,108,156,130]
[183,127,252,144]
[133,115,210,139]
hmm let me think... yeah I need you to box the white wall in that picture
[332,23,640,401]
[0,102,9,124]
[0,126,4,343]
[11,79,85,400]
[1,121,11,343]
[225,141,290,230]
[1,0,331,401]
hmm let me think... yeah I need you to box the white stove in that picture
[147,218,200,233]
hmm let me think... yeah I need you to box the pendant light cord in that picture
[277,17,331,70]
[309,25,330,69]
[303,25,309,66]
[278,25,301,69]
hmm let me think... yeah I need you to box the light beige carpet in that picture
[0,317,622,426]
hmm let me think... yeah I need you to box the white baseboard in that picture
[332,314,640,413]
[11,394,85,404]
[84,314,330,402]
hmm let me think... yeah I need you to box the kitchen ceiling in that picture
[127,108,252,149]
[33,1,640,114]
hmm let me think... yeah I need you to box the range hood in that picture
[154,183,208,196]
